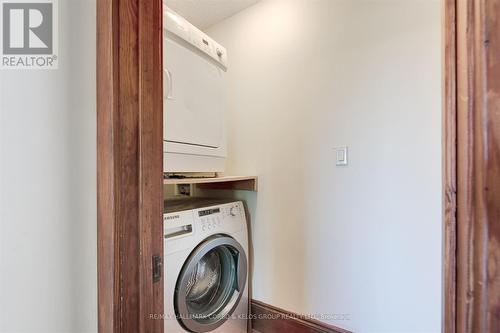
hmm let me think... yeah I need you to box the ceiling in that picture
[165,0,260,30]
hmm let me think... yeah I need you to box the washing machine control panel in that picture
[196,202,244,234]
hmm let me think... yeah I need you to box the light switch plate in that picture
[336,146,348,166]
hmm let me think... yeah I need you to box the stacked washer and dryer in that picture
[163,6,250,333]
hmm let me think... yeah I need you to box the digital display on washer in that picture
[198,208,220,217]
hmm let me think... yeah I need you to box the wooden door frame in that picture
[96,0,500,332]
[444,0,500,332]
[443,0,457,331]
[97,0,163,332]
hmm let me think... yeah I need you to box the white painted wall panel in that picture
[0,1,97,331]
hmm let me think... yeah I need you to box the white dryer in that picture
[164,199,249,333]
[163,6,228,173]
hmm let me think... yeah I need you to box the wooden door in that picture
[97,0,163,332]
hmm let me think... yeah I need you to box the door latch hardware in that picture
[152,255,162,283]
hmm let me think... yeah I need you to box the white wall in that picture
[206,0,442,332]
[0,1,97,332]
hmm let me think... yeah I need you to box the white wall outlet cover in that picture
[336,147,348,166]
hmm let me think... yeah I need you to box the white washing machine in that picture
[164,199,249,333]
[163,6,228,173]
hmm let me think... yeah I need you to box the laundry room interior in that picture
[162,1,442,333]
[4,0,497,329]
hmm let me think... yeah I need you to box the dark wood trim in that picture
[138,0,164,331]
[455,2,473,330]
[251,300,352,333]
[96,0,118,330]
[443,0,458,332]
[97,0,163,332]
[455,0,500,332]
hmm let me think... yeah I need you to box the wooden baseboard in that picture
[251,300,352,333]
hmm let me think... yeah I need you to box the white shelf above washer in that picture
[163,175,258,191]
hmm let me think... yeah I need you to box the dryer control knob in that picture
[230,206,238,217]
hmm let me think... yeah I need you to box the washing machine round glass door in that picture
[175,235,247,333]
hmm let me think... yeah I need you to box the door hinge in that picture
[152,255,162,283]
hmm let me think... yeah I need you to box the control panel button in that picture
[229,206,240,216]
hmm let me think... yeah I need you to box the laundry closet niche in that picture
[162,1,442,333]
[162,3,258,333]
